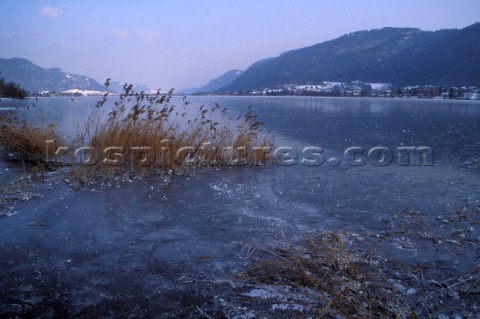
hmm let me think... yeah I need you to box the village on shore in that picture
[18,81,480,101]
[232,81,480,100]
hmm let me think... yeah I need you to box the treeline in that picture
[0,78,28,99]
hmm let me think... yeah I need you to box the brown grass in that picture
[238,201,480,318]
[238,231,414,318]
[76,86,273,179]
[0,83,274,180]
[0,115,64,166]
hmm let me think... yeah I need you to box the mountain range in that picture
[0,58,105,94]
[218,23,480,92]
[108,81,158,95]
[2,23,479,96]
[0,58,156,95]
[180,69,244,94]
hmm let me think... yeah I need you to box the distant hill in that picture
[0,58,159,95]
[221,23,480,92]
[180,69,244,94]
[108,81,158,95]
[0,58,106,94]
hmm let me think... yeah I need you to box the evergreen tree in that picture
[0,78,28,99]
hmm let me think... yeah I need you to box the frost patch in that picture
[271,303,305,312]
[210,183,234,195]
[243,287,287,300]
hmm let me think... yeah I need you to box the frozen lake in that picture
[1,96,480,317]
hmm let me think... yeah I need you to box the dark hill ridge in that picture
[0,58,105,94]
[221,23,480,92]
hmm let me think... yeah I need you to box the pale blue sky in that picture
[1,0,479,89]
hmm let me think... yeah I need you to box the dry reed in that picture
[0,82,274,180]
[238,231,414,318]
[0,114,64,166]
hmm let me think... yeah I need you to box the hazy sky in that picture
[1,0,479,90]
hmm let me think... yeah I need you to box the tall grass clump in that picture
[74,82,273,178]
[0,81,274,180]
[0,113,64,166]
